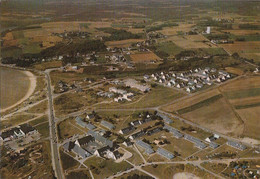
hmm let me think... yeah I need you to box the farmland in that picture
[130,51,162,63]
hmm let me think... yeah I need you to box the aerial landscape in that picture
[0,0,260,178]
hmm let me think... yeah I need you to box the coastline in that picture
[1,70,37,113]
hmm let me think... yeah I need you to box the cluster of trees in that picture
[40,39,106,57]
[98,28,142,41]
[123,174,154,179]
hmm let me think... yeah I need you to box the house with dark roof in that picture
[129,131,146,140]
[86,114,95,120]
[147,127,162,136]
[130,120,141,126]
[19,124,37,136]
[75,135,95,147]
[94,145,111,157]
[63,141,75,152]
[119,126,135,135]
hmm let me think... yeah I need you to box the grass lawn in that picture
[201,162,228,174]
[35,122,49,138]
[84,157,132,178]
[27,100,48,113]
[33,61,62,71]
[29,115,48,126]
[57,118,84,141]
[200,48,227,55]
[1,113,36,129]
[155,41,183,57]
[60,150,79,170]
[66,170,91,179]
[224,87,260,99]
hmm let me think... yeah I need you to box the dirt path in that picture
[1,71,37,113]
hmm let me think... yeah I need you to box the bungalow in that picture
[101,120,115,130]
[157,148,174,160]
[119,126,135,135]
[136,140,154,155]
[164,125,183,139]
[184,134,207,149]
[227,141,247,151]
[157,113,173,124]
[86,123,96,130]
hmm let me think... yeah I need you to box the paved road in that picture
[45,70,64,179]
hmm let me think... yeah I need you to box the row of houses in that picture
[146,68,231,93]
[0,124,38,142]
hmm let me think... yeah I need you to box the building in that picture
[227,141,247,151]
[184,134,207,149]
[63,141,75,152]
[86,114,95,120]
[206,26,211,34]
[157,148,174,160]
[109,87,127,95]
[147,127,162,136]
[164,125,183,139]
[106,150,121,160]
[75,135,95,147]
[94,145,111,157]
[88,130,113,148]
[86,123,96,130]
[124,79,150,92]
[72,144,91,159]
[209,142,219,149]
[119,126,135,135]
[136,140,154,155]
[100,120,115,130]
[157,113,173,124]
[129,131,146,140]
[130,120,141,126]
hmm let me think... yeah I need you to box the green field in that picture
[177,94,223,114]
[60,150,79,170]
[35,122,49,138]
[155,41,183,57]
[84,157,132,178]
[224,88,260,99]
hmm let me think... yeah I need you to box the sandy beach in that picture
[1,70,37,113]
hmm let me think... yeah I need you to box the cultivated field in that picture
[158,23,195,36]
[105,39,145,48]
[220,41,260,54]
[130,51,161,63]
[167,35,215,49]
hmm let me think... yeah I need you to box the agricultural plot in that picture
[155,41,183,57]
[105,39,145,48]
[130,51,162,63]
[167,35,214,49]
[220,41,260,55]
[158,23,195,36]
